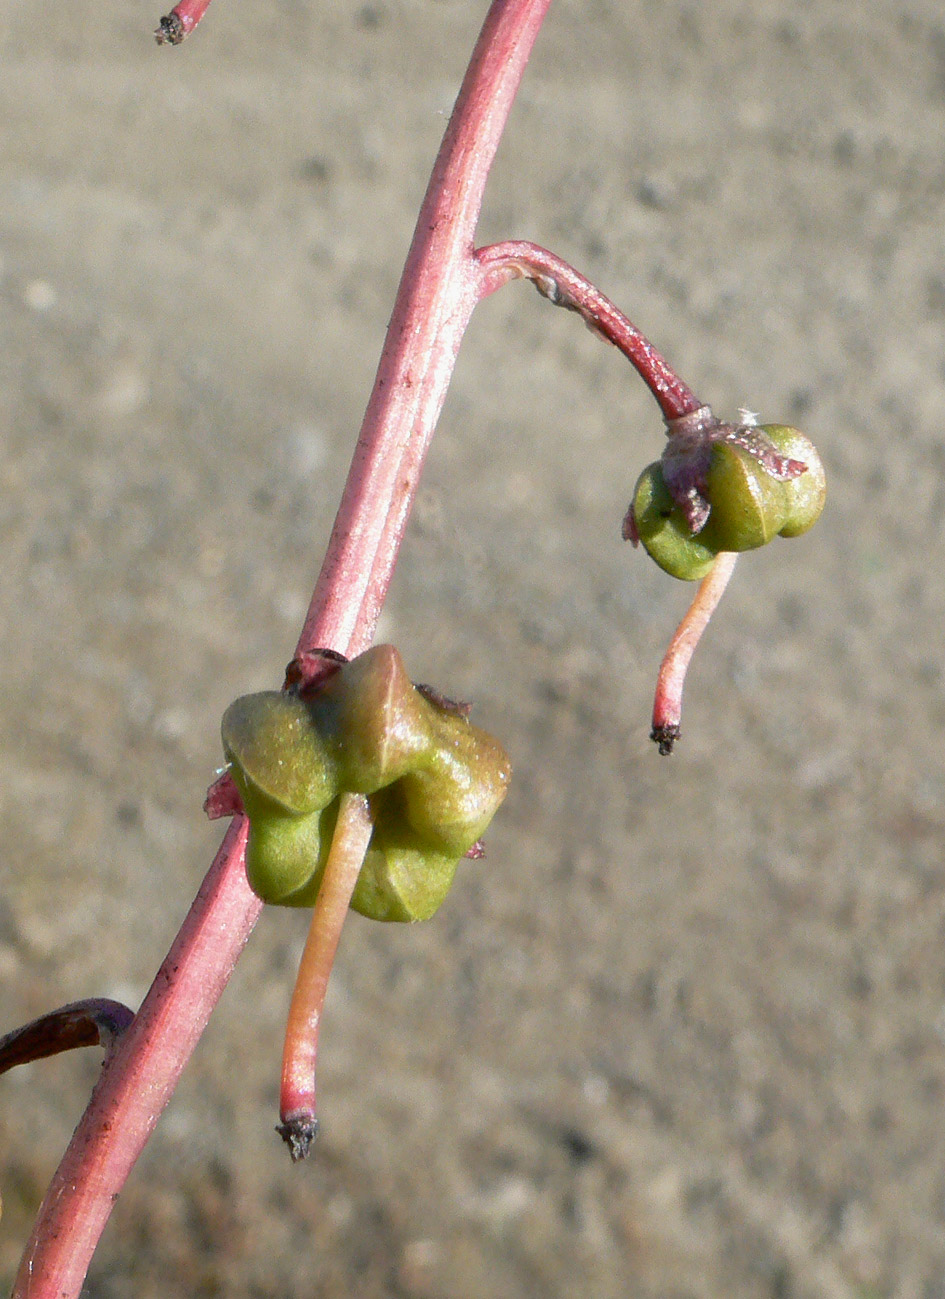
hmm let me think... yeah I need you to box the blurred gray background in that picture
[2,1,945,1295]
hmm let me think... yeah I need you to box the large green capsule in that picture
[220,645,511,921]
[222,691,338,816]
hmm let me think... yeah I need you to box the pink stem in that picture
[13,3,554,1295]
[278,794,375,1162]
[154,0,212,45]
[474,241,702,422]
[294,0,554,671]
[651,550,739,754]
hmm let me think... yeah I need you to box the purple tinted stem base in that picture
[0,1000,134,1075]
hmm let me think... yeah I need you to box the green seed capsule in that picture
[353,823,460,923]
[307,643,434,794]
[629,462,718,581]
[763,425,826,537]
[221,645,511,920]
[697,440,790,554]
[397,706,512,857]
[631,422,826,580]
[243,802,339,907]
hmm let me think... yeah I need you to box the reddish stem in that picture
[277,794,375,1162]
[294,0,554,673]
[12,818,257,1299]
[475,241,702,422]
[154,0,212,45]
[651,550,739,754]
[13,3,554,1295]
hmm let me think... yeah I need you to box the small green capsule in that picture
[629,462,718,581]
[243,802,338,907]
[698,440,790,554]
[353,823,460,923]
[397,707,512,857]
[631,422,826,580]
[763,425,826,538]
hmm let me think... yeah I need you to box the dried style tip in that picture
[154,0,213,44]
[651,723,680,757]
[648,551,739,754]
[154,13,185,43]
[276,1115,319,1164]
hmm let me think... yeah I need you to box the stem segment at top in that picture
[294,0,555,675]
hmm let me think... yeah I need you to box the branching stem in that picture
[13,3,555,1294]
[13,0,731,1288]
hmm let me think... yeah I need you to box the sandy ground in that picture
[2,1,945,1295]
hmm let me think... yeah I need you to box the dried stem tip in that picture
[650,551,740,753]
[154,13,185,44]
[277,792,374,1155]
[276,1115,319,1164]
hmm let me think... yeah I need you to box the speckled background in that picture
[2,2,945,1296]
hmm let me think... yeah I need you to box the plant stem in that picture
[278,794,375,1162]
[11,817,257,1299]
[294,0,554,674]
[475,241,701,422]
[13,3,554,1294]
[650,550,739,754]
